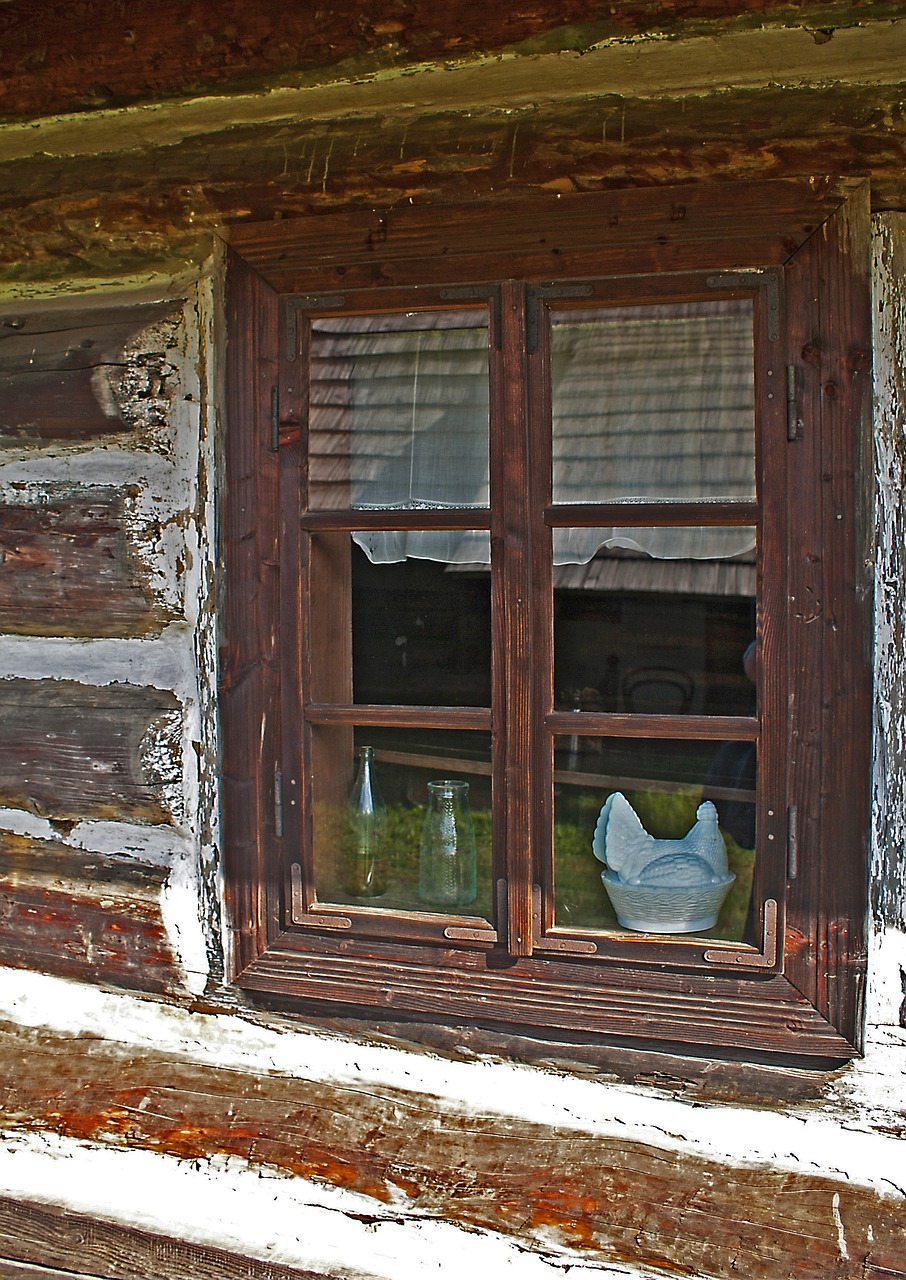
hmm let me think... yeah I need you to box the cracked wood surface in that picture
[1,1020,904,1279]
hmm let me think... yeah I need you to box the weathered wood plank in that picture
[0,680,182,824]
[0,491,171,636]
[0,830,180,993]
[0,1197,330,1280]
[1,1022,904,1280]
[1,83,905,290]
[0,303,180,445]
[1,0,898,123]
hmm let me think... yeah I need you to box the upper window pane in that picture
[309,310,490,511]
[551,300,755,504]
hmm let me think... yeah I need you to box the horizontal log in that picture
[0,302,180,445]
[0,0,890,123]
[1,1019,904,1280]
[0,83,905,289]
[0,679,182,824]
[0,491,172,636]
[0,830,180,993]
[0,1197,329,1280]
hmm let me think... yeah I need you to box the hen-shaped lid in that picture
[593,792,730,885]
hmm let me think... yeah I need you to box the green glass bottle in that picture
[341,746,388,897]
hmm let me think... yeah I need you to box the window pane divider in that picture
[301,509,491,531]
[545,711,758,740]
[544,501,759,527]
[304,703,492,730]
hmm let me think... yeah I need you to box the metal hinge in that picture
[440,286,502,349]
[706,269,781,342]
[289,863,352,929]
[787,804,799,880]
[530,884,598,955]
[703,897,780,968]
[786,364,802,441]
[285,294,347,361]
[526,284,594,354]
[270,384,280,452]
[273,766,284,836]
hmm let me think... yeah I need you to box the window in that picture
[222,180,871,1063]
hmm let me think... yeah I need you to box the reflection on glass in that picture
[344,538,491,707]
[312,726,493,919]
[309,310,490,516]
[551,300,755,503]
[552,736,756,941]
[553,528,757,718]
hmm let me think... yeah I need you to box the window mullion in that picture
[491,281,535,957]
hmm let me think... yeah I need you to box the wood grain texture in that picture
[782,185,873,1048]
[0,492,168,636]
[1,1021,904,1280]
[2,85,906,289]
[0,680,181,824]
[0,830,179,993]
[0,303,180,445]
[0,1,897,123]
[0,1197,329,1280]
[219,249,282,973]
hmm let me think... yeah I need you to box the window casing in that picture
[222,180,871,1063]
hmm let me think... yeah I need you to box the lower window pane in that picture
[552,736,757,941]
[311,725,493,920]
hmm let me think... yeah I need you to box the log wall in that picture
[0,6,904,1279]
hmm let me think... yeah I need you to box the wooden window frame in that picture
[221,179,872,1064]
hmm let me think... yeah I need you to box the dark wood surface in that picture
[0,830,179,993]
[0,492,169,636]
[0,680,181,824]
[219,249,282,974]
[223,180,873,1061]
[1,1021,904,1280]
[783,185,873,1049]
[0,302,180,445]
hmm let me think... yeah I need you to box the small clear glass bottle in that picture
[418,779,476,908]
[341,746,387,897]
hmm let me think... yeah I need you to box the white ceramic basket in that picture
[601,869,734,934]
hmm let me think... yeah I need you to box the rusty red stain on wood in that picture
[2,1020,905,1279]
[0,831,181,993]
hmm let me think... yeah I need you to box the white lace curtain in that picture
[308,302,756,566]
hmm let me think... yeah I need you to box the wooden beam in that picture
[0,301,181,445]
[1,1020,904,1279]
[0,830,181,993]
[0,1196,330,1280]
[0,680,182,825]
[0,1,901,124]
[0,492,173,637]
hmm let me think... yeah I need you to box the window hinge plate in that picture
[284,294,347,361]
[289,863,352,929]
[707,269,781,342]
[703,897,780,968]
[530,884,599,955]
[526,285,594,354]
[440,286,502,349]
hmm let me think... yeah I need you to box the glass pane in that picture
[309,534,492,707]
[309,310,490,512]
[311,727,493,919]
[553,528,757,717]
[553,736,757,941]
[551,300,755,503]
